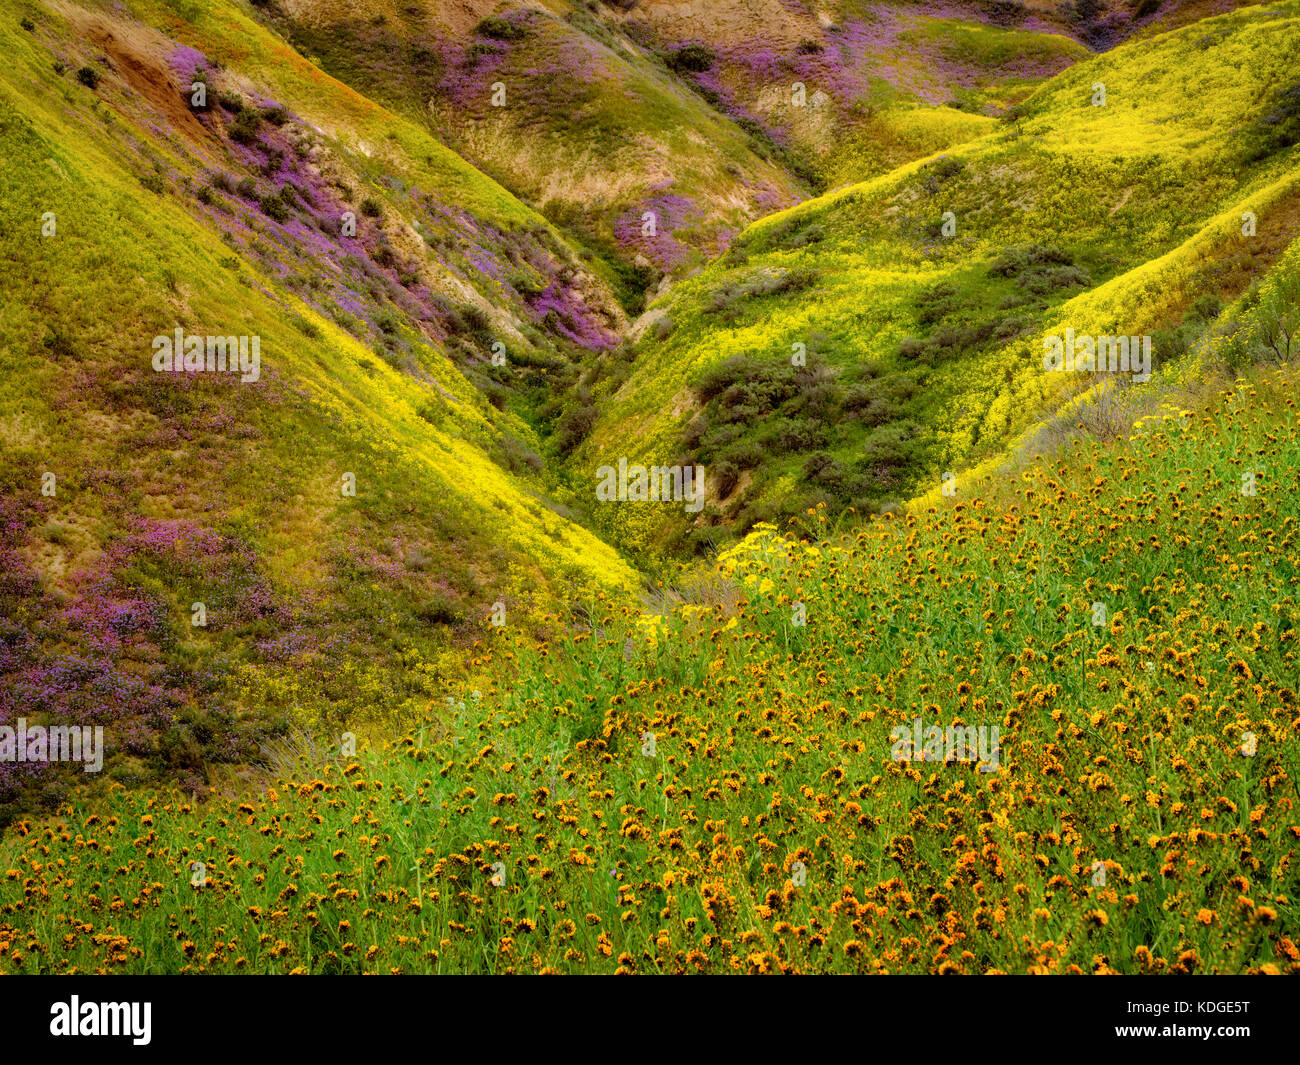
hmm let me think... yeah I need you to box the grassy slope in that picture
[578,0,1300,556]
[256,1,1104,296]
[628,4,1089,186]
[260,0,807,292]
[0,0,1296,977]
[3,354,1295,973]
[0,0,639,819]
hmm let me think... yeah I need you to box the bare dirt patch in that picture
[51,1,213,146]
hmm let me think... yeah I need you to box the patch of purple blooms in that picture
[680,3,1082,128]
[0,515,297,808]
[613,187,702,274]
[173,63,618,356]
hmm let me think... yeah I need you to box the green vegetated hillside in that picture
[0,0,641,820]
[603,0,1088,189]
[246,1,1121,300]
[256,0,807,298]
[591,0,1254,190]
[579,0,1300,558]
[4,350,1298,973]
[2,0,1299,976]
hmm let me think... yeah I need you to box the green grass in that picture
[0,0,640,816]
[258,0,806,289]
[3,358,1296,973]
[577,0,1300,557]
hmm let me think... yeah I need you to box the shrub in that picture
[218,91,243,113]
[415,595,463,625]
[1252,266,1300,362]
[915,281,960,326]
[1017,265,1091,295]
[855,421,924,488]
[42,328,78,359]
[139,172,165,194]
[897,337,927,361]
[1190,293,1223,322]
[1066,0,1105,22]
[706,267,820,316]
[717,439,765,470]
[761,416,826,452]
[803,451,842,484]
[1155,323,1194,361]
[665,44,715,75]
[459,304,492,341]
[360,197,383,218]
[76,66,100,89]
[985,316,1026,344]
[785,223,825,249]
[229,107,261,145]
[478,378,510,411]
[290,314,321,339]
[923,156,964,186]
[988,243,1074,278]
[494,436,544,474]
[695,354,750,402]
[843,384,898,427]
[235,176,257,199]
[899,319,1000,365]
[554,405,597,454]
[980,0,1027,26]
[682,414,709,450]
[714,461,741,498]
[259,189,290,223]
[475,16,527,40]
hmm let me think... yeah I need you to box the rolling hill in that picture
[576,0,1300,556]
[0,0,1296,977]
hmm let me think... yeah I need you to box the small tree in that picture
[1257,266,1300,363]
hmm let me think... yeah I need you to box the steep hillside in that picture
[257,0,809,296]
[4,349,1297,973]
[578,0,1300,556]
[1,0,1296,981]
[594,0,1258,186]
[614,0,1268,55]
[249,1,1121,298]
[611,1,1088,187]
[0,0,640,820]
